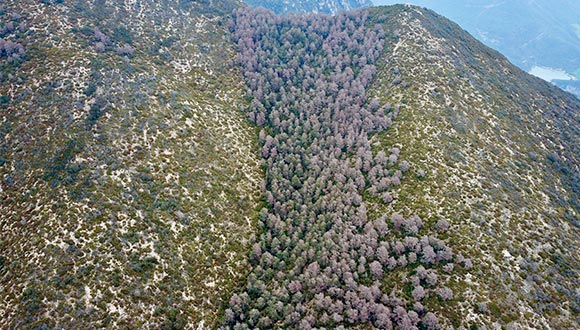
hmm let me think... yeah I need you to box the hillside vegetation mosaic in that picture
[1,1,579,329]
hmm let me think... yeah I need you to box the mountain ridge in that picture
[1,1,579,329]
[244,0,373,14]
[373,0,580,97]
[365,6,579,327]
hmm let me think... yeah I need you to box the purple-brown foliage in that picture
[438,287,453,301]
[421,312,440,330]
[0,38,25,61]
[226,7,460,329]
[116,45,135,56]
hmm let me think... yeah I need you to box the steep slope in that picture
[225,4,580,329]
[373,0,580,97]
[244,0,372,14]
[1,1,580,329]
[0,0,263,328]
[366,5,580,328]
[225,6,479,329]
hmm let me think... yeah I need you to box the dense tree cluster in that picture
[0,21,15,37]
[92,27,134,56]
[0,12,25,63]
[0,38,24,62]
[225,7,462,329]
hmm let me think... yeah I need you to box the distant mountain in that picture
[1,1,579,329]
[373,0,580,97]
[244,0,372,14]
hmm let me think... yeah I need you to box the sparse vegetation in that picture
[0,0,261,328]
[0,1,579,329]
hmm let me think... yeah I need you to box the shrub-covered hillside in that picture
[1,1,579,329]
[365,6,580,328]
[0,0,262,328]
